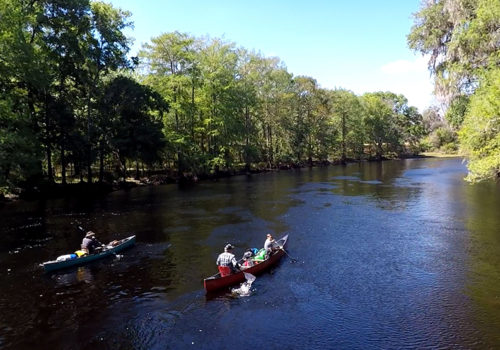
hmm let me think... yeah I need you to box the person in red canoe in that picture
[264,233,281,258]
[241,250,256,269]
[216,243,240,276]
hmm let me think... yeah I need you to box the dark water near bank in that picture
[1,158,500,349]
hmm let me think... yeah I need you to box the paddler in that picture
[241,250,255,269]
[81,231,103,255]
[216,243,240,276]
[264,233,281,258]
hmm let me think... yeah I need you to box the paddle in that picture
[279,247,298,263]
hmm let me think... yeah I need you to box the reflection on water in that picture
[0,158,500,349]
[52,266,95,286]
[463,180,500,347]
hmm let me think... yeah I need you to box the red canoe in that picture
[203,234,289,293]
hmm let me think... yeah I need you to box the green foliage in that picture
[408,0,499,100]
[422,126,458,153]
[100,76,167,167]
[441,142,459,153]
[0,107,42,188]
[445,95,470,129]
[418,137,433,152]
[435,127,457,148]
[1,5,429,194]
[459,67,500,182]
[329,89,364,160]
[422,106,444,134]
[409,0,500,181]
[361,93,398,159]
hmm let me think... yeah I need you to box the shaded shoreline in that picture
[0,154,463,203]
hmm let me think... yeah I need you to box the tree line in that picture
[408,0,500,182]
[5,0,475,197]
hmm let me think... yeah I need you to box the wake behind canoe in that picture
[41,235,136,272]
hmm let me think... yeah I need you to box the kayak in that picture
[203,234,289,293]
[41,235,136,272]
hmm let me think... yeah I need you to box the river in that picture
[0,157,499,349]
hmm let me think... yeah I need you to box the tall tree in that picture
[408,0,499,103]
[361,93,397,159]
[140,31,197,175]
[100,76,167,179]
[329,89,364,162]
[409,0,499,180]
[41,0,91,184]
[235,49,260,172]
[82,1,131,183]
[197,38,240,172]
[252,57,293,168]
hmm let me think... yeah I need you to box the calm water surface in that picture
[1,158,500,349]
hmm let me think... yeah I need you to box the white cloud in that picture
[292,55,437,113]
[376,55,436,112]
[380,56,428,74]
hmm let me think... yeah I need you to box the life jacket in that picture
[74,250,87,257]
[243,259,254,267]
[218,265,232,277]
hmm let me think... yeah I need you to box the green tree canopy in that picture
[459,67,500,182]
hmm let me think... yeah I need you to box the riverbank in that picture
[0,160,335,203]
[0,154,462,203]
[420,151,462,158]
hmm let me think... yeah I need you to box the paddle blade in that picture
[243,272,256,283]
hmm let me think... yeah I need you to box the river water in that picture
[1,158,499,349]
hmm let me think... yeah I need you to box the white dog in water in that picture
[231,272,256,296]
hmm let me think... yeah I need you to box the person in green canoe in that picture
[81,231,103,255]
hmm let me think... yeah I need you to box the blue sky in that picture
[108,0,434,112]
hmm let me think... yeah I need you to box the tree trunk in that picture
[341,112,347,165]
[87,90,92,184]
[45,92,54,183]
[308,134,313,167]
[79,165,84,183]
[245,105,250,172]
[61,144,66,185]
[46,144,53,183]
[174,88,183,176]
[199,111,205,153]
[122,158,127,180]
[191,82,195,139]
[376,141,383,160]
[268,124,273,168]
[99,142,104,184]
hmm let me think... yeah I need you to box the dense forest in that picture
[408,0,500,182]
[0,0,498,198]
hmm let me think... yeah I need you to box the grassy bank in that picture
[420,152,463,158]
